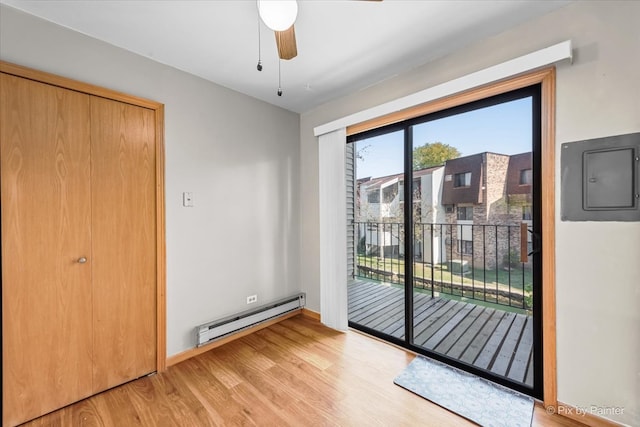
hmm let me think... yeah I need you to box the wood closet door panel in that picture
[1,74,93,426]
[90,97,157,392]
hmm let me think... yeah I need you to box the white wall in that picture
[2,2,639,425]
[300,1,639,425]
[0,5,301,358]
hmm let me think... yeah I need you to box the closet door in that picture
[1,74,94,426]
[90,97,157,392]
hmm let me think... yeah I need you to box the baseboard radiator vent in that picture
[195,293,306,347]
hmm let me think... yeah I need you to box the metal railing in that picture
[354,221,533,310]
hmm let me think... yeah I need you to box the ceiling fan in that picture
[257,0,382,61]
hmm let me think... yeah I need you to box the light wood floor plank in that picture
[22,315,586,427]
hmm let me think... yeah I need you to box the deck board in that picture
[370,300,407,331]
[350,292,403,324]
[413,300,460,345]
[435,305,488,356]
[349,286,397,313]
[422,303,475,349]
[348,279,534,388]
[362,297,405,329]
[459,309,504,365]
[474,312,516,369]
[524,351,534,386]
[491,314,527,376]
[508,316,534,382]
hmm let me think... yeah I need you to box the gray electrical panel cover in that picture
[561,132,639,221]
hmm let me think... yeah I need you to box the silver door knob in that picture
[78,257,87,264]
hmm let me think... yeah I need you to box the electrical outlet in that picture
[246,294,258,304]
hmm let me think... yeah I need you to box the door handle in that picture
[520,223,541,261]
[520,223,528,263]
[528,229,541,257]
[77,257,88,264]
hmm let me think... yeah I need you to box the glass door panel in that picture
[410,94,538,391]
[347,86,541,398]
[348,129,406,341]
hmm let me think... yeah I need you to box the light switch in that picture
[183,192,194,207]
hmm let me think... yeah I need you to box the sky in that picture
[355,97,533,179]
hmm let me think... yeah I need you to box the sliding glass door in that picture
[347,85,542,398]
[348,129,406,339]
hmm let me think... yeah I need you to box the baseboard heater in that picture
[195,293,306,347]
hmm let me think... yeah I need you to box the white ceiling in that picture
[1,0,570,113]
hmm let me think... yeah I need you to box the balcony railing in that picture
[354,221,533,311]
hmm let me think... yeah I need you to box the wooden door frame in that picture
[0,61,167,372]
[346,67,557,409]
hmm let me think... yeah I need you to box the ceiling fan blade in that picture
[275,25,297,60]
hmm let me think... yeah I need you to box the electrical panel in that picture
[561,132,639,221]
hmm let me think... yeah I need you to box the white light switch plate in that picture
[183,192,194,207]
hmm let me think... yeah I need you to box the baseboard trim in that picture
[166,309,302,367]
[549,401,626,427]
[301,308,321,321]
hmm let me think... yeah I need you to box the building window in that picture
[522,205,532,220]
[457,206,474,221]
[382,183,398,203]
[413,178,422,201]
[457,240,473,255]
[520,168,532,185]
[367,190,380,203]
[454,172,471,187]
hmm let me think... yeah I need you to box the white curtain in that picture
[318,128,349,331]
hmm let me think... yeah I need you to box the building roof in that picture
[506,152,533,198]
[441,153,484,205]
[360,151,533,205]
[358,165,443,190]
[440,151,533,205]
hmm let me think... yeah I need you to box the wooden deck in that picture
[348,279,534,387]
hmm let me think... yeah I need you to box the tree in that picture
[355,143,371,161]
[413,142,460,170]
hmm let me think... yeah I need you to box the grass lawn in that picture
[378,281,530,315]
[356,254,533,310]
[357,255,532,286]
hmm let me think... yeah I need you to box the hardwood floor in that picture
[23,315,585,426]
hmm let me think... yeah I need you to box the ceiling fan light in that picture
[258,0,298,32]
